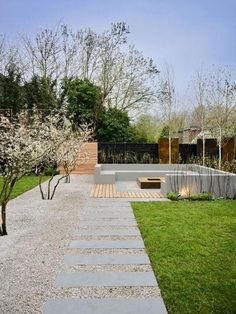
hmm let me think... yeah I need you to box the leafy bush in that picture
[167,192,179,201]
[167,191,213,201]
[189,192,213,201]
[42,165,60,176]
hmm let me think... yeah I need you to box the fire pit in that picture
[137,177,161,189]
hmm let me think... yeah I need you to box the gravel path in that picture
[0,175,91,314]
[0,175,167,314]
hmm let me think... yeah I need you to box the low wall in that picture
[94,163,236,198]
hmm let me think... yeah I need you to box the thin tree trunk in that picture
[47,175,54,200]
[39,175,45,199]
[168,133,172,164]
[50,175,67,200]
[219,128,222,170]
[202,134,205,167]
[0,203,7,236]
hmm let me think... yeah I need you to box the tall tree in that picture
[207,67,236,169]
[61,77,102,129]
[192,72,210,166]
[157,64,176,164]
[0,59,24,115]
[96,107,134,143]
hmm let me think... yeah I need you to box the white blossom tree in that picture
[0,108,92,235]
[38,122,92,199]
[0,111,52,235]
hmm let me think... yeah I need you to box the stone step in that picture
[81,207,132,211]
[64,254,150,266]
[76,228,140,237]
[80,213,135,219]
[69,240,145,249]
[43,298,168,314]
[79,219,136,227]
[55,272,157,287]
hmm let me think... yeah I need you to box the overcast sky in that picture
[1,0,235,104]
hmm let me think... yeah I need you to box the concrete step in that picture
[69,240,145,249]
[64,254,150,266]
[43,298,168,314]
[55,271,157,287]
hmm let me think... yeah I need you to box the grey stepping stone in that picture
[82,208,133,213]
[43,298,168,314]
[84,207,132,210]
[69,240,145,249]
[64,254,150,266]
[76,228,140,236]
[55,271,157,287]
[80,213,135,219]
[79,219,136,227]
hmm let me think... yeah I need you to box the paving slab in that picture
[79,219,136,227]
[43,298,168,314]
[76,228,140,236]
[81,208,133,213]
[69,240,145,249]
[80,213,135,219]
[64,254,150,266]
[55,271,157,287]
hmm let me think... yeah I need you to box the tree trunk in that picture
[219,128,222,170]
[202,134,205,167]
[0,203,7,236]
[168,133,172,164]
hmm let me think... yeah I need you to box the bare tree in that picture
[192,72,210,166]
[208,66,236,169]
[158,64,177,164]
[71,22,159,113]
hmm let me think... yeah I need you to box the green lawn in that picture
[0,176,49,203]
[132,200,236,314]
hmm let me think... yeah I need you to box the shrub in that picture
[167,192,180,201]
[42,165,60,176]
[189,192,213,201]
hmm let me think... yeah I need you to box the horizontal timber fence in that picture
[98,137,236,165]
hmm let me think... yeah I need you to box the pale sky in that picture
[1,0,235,103]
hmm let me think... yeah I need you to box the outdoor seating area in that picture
[94,163,236,198]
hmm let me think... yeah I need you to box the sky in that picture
[0,0,236,104]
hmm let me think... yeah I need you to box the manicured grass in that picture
[0,176,49,202]
[132,200,236,314]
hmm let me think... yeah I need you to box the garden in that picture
[0,20,236,314]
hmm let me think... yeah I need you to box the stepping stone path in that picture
[43,197,167,314]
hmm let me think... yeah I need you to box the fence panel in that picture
[98,143,159,164]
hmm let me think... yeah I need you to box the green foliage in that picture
[189,192,213,201]
[132,114,162,143]
[132,200,236,314]
[96,107,134,142]
[167,191,213,201]
[61,77,102,127]
[42,165,60,176]
[167,191,179,200]
[0,63,24,115]
[23,75,58,114]
[99,150,158,164]
[187,156,236,174]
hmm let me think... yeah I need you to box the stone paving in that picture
[43,185,168,313]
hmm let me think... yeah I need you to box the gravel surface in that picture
[0,175,162,314]
[0,175,90,314]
